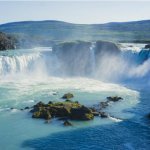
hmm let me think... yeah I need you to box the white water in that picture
[90,42,96,74]
[0,45,146,150]
[0,46,140,116]
[119,43,146,52]
[0,44,149,83]
[0,53,41,76]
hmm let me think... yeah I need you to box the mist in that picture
[0,41,149,87]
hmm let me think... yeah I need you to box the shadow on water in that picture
[124,81,150,117]
[22,119,150,150]
[21,81,150,150]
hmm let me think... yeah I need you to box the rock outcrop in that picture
[52,40,121,76]
[106,96,123,102]
[139,49,150,62]
[53,41,92,76]
[0,32,17,50]
[27,94,123,126]
[144,44,150,49]
[31,100,94,121]
[70,106,94,120]
[99,112,109,118]
[101,96,123,109]
[95,41,120,55]
[62,93,74,99]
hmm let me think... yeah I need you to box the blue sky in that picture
[0,1,150,24]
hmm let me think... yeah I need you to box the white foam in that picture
[0,107,10,112]
[120,43,145,52]
[10,108,20,113]
[108,116,123,122]
[22,100,35,104]
[0,52,41,77]
[2,77,138,94]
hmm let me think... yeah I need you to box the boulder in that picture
[70,106,94,120]
[32,109,51,120]
[62,93,74,99]
[107,96,123,102]
[48,106,71,117]
[24,106,30,110]
[65,99,72,102]
[34,101,46,107]
[99,112,108,118]
[92,111,100,116]
[63,120,72,126]
[100,101,109,109]
[48,101,53,104]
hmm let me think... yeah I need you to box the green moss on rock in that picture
[30,100,93,121]
[62,93,74,99]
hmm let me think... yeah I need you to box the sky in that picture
[0,1,150,24]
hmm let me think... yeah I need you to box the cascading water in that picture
[0,48,55,79]
[0,43,149,150]
[0,53,41,76]
[0,44,149,82]
[120,45,150,78]
[89,42,96,75]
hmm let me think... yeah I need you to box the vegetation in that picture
[31,100,94,121]
[0,20,150,48]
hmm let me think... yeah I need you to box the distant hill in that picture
[0,20,150,47]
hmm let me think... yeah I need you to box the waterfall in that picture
[0,46,149,82]
[0,52,42,77]
[89,42,96,75]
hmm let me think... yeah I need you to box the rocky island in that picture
[25,93,123,126]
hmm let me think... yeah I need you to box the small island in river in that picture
[23,93,124,126]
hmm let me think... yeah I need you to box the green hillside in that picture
[0,20,149,47]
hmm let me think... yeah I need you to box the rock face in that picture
[31,100,94,121]
[32,109,51,120]
[139,49,150,62]
[53,41,92,76]
[52,40,121,76]
[70,106,94,120]
[144,44,150,49]
[95,41,120,55]
[0,32,17,50]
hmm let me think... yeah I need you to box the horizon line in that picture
[0,19,150,26]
